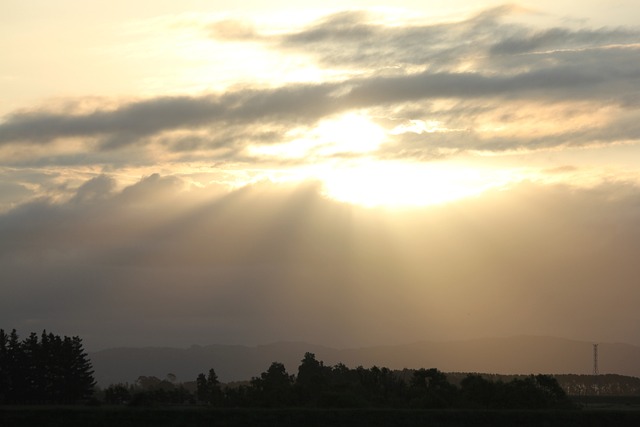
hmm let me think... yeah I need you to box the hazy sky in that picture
[2,0,640,351]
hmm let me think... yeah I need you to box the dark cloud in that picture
[0,169,70,207]
[0,180,33,211]
[0,85,343,150]
[70,175,116,204]
[489,27,638,55]
[277,7,506,70]
[1,60,633,150]
[0,95,224,146]
[275,6,640,73]
[2,175,640,349]
[379,108,640,159]
[343,66,612,106]
[283,10,376,44]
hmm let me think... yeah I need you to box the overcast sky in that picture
[2,1,640,351]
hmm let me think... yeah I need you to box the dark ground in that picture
[3,405,640,427]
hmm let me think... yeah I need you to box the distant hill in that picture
[89,336,640,387]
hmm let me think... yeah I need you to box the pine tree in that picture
[0,329,9,403]
[62,336,95,402]
[196,373,208,403]
[7,329,25,403]
[0,330,95,404]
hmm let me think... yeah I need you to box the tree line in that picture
[0,329,95,404]
[104,352,574,409]
[0,329,574,409]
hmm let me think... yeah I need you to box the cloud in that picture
[0,6,639,170]
[0,95,226,146]
[0,180,33,211]
[1,59,635,150]
[273,6,640,73]
[276,8,505,70]
[2,175,640,349]
[489,27,638,55]
[208,19,258,40]
[69,175,116,204]
[380,103,640,159]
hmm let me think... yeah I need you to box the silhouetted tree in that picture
[185,353,575,409]
[6,329,26,403]
[223,383,252,407]
[0,329,95,404]
[0,330,10,403]
[319,362,369,407]
[532,374,574,408]
[136,376,168,391]
[458,373,574,409]
[196,369,222,406]
[460,374,498,408]
[295,352,329,406]
[196,373,207,402]
[128,375,194,406]
[104,383,132,404]
[251,362,294,407]
[409,368,458,408]
[62,336,96,402]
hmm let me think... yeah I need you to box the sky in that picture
[2,0,640,351]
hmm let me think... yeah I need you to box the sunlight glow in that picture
[321,161,518,207]
[248,111,522,208]
[249,113,386,159]
[314,113,386,155]
[390,119,445,134]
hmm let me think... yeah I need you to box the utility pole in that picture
[593,344,599,375]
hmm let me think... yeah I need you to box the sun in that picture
[313,113,386,155]
[248,112,517,208]
[320,160,514,208]
[248,112,385,159]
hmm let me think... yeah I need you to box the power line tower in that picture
[593,344,599,375]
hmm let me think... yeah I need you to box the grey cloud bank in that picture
[0,63,635,161]
[2,175,640,350]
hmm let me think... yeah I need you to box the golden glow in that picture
[249,113,386,159]
[249,113,527,207]
[320,161,519,207]
[313,113,386,154]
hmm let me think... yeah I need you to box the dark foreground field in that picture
[3,406,640,427]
